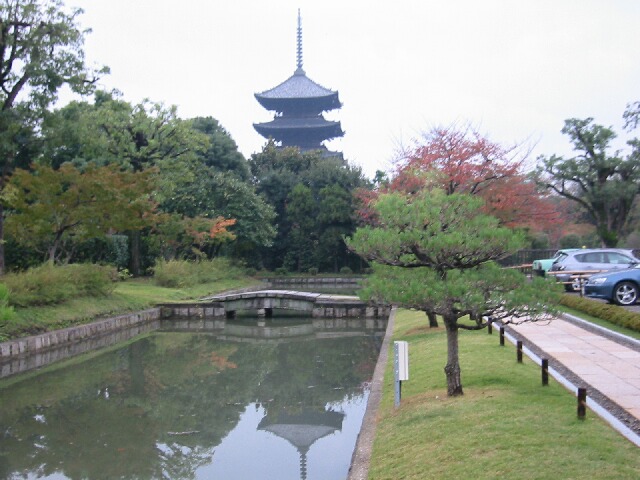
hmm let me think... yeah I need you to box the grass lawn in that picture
[368,309,640,480]
[4,276,260,340]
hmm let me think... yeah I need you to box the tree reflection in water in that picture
[0,317,383,479]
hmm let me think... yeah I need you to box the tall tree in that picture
[6,163,157,263]
[388,125,560,232]
[316,184,355,272]
[42,91,206,172]
[0,0,107,273]
[41,92,209,273]
[155,156,276,262]
[283,183,316,272]
[249,142,369,271]
[536,116,640,247]
[189,116,250,181]
[346,187,560,396]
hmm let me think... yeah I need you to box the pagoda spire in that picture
[295,9,304,75]
[253,9,344,157]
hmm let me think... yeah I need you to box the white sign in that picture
[395,341,409,381]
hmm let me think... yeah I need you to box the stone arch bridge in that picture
[160,290,390,320]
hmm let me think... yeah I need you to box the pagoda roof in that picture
[255,70,341,112]
[253,116,344,141]
[254,116,341,130]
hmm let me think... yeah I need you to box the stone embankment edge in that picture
[348,306,397,480]
[0,280,358,362]
[0,308,161,361]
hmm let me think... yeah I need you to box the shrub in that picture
[153,258,243,288]
[308,267,319,276]
[274,267,288,276]
[0,283,16,321]
[4,264,116,307]
[339,266,353,275]
[560,294,640,332]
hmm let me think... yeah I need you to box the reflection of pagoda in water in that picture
[253,10,344,157]
[258,408,345,480]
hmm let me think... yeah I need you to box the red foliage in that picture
[392,126,521,197]
[362,125,563,233]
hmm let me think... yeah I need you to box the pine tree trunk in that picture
[444,316,463,396]
[426,311,439,328]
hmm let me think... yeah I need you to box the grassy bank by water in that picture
[1,276,259,341]
[368,310,640,480]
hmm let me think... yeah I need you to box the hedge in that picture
[560,294,640,332]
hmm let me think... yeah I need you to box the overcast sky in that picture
[65,0,640,177]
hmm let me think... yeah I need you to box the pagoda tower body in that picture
[253,11,344,156]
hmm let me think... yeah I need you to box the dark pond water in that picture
[0,316,384,480]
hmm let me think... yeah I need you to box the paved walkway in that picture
[507,315,640,443]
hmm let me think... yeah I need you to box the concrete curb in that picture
[348,306,397,480]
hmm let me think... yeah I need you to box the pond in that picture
[0,315,384,480]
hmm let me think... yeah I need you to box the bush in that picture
[560,294,640,332]
[559,234,582,249]
[308,267,319,276]
[4,263,117,307]
[0,283,16,321]
[274,267,288,276]
[339,266,353,275]
[0,283,17,341]
[153,258,243,288]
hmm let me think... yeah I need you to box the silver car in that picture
[548,248,639,291]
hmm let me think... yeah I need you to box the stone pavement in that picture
[506,314,640,444]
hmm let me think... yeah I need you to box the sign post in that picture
[394,341,409,407]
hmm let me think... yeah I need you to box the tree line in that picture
[2,0,640,281]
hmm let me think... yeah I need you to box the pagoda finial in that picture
[295,9,305,75]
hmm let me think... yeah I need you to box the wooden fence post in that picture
[499,327,505,346]
[487,319,493,335]
[517,341,523,363]
[577,387,587,419]
[541,358,549,386]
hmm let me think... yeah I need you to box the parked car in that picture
[548,248,639,292]
[585,265,640,305]
[532,249,580,276]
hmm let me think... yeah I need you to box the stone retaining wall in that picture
[0,308,161,366]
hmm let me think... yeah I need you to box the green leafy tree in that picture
[0,0,107,273]
[536,116,640,247]
[42,91,207,171]
[189,116,250,181]
[250,142,369,271]
[155,157,276,262]
[283,183,316,272]
[41,91,209,273]
[6,163,157,263]
[346,188,560,396]
[316,184,355,272]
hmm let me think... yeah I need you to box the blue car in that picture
[584,265,640,305]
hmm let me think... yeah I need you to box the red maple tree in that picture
[358,125,562,233]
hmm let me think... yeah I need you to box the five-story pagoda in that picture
[253,10,344,156]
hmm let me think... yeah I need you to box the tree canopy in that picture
[6,163,157,263]
[0,0,108,272]
[347,187,560,396]
[536,114,640,247]
[249,142,369,272]
[390,124,560,232]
